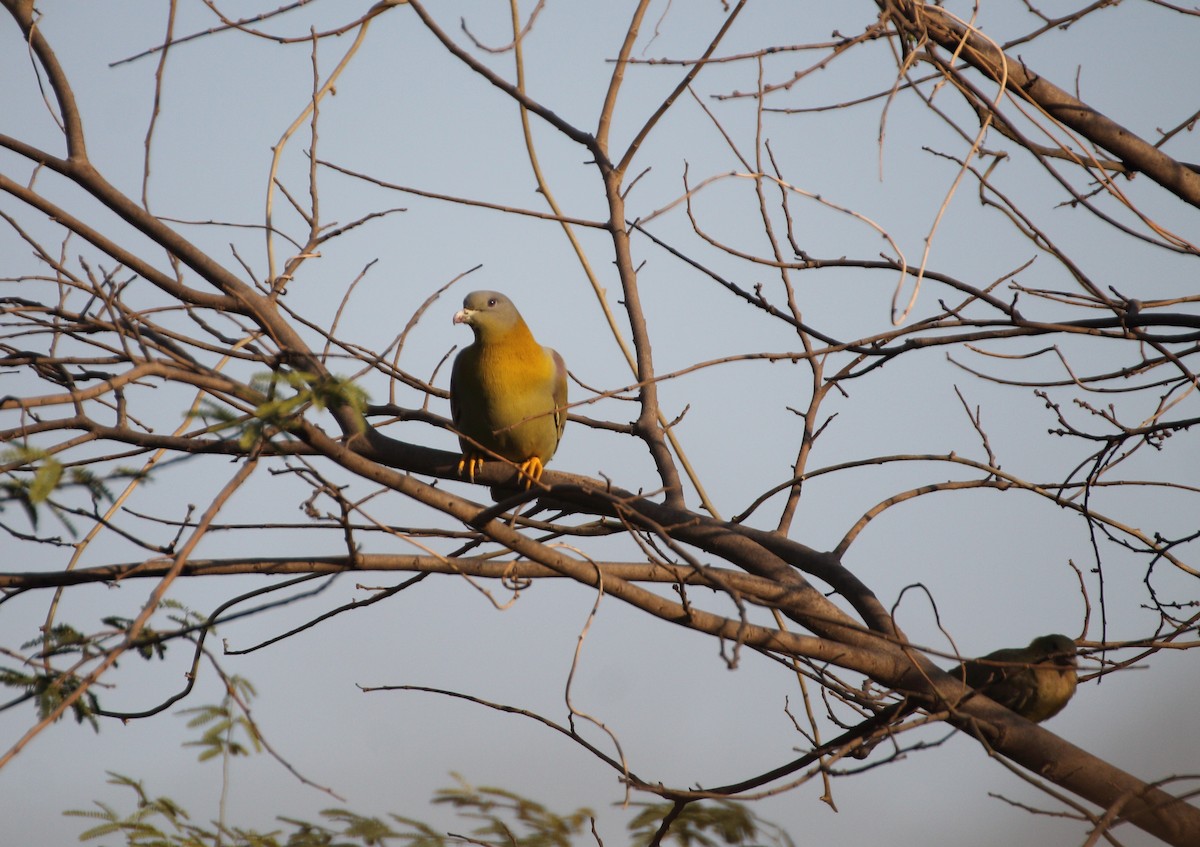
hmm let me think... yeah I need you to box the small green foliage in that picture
[0,443,131,533]
[379,813,446,847]
[194,370,368,449]
[70,465,127,505]
[68,768,796,847]
[432,773,595,847]
[249,370,368,432]
[66,772,215,846]
[21,623,93,657]
[193,399,245,427]
[0,665,101,731]
[27,452,64,503]
[0,602,218,740]
[304,372,370,415]
[66,682,793,846]
[627,800,795,847]
[310,809,402,845]
[103,617,169,661]
[68,777,797,847]
[1,443,63,529]
[4,624,102,729]
[178,676,262,762]
[159,598,209,633]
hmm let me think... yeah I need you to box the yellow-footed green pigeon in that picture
[450,290,567,489]
[846,633,1078,758]
[949,632,1078,723]
[708,634,1078,791]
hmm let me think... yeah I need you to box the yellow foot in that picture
[458,453,486,483]
[516,456,545,488]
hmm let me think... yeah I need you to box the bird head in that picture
[1029,634,1077,670]
[453,290,523,341]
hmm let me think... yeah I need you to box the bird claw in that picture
[458,453,485,483]
[516,457,544,488]
[458,453,545,489]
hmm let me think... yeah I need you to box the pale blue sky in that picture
[2,2,1198,845]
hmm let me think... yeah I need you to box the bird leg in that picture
[458,452,486,483]
[516,456,544,488]
[458,453,544,489]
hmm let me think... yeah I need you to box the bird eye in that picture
[487,298,497,307]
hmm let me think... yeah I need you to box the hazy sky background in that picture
[2,2,1198,845]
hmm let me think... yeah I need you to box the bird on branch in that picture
[707,634,1078,796]
[836,632,1079,758]
[450,290,567,496]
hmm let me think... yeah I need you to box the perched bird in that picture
[707,634,1079,794]
[450,290,567,490]
[946,632,1078,723]
[846,633,1078,756]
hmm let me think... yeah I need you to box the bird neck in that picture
[479,319,537,350]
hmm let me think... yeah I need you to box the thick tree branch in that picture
[906,1,1200,207]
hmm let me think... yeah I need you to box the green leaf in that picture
[28,456,63,503]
